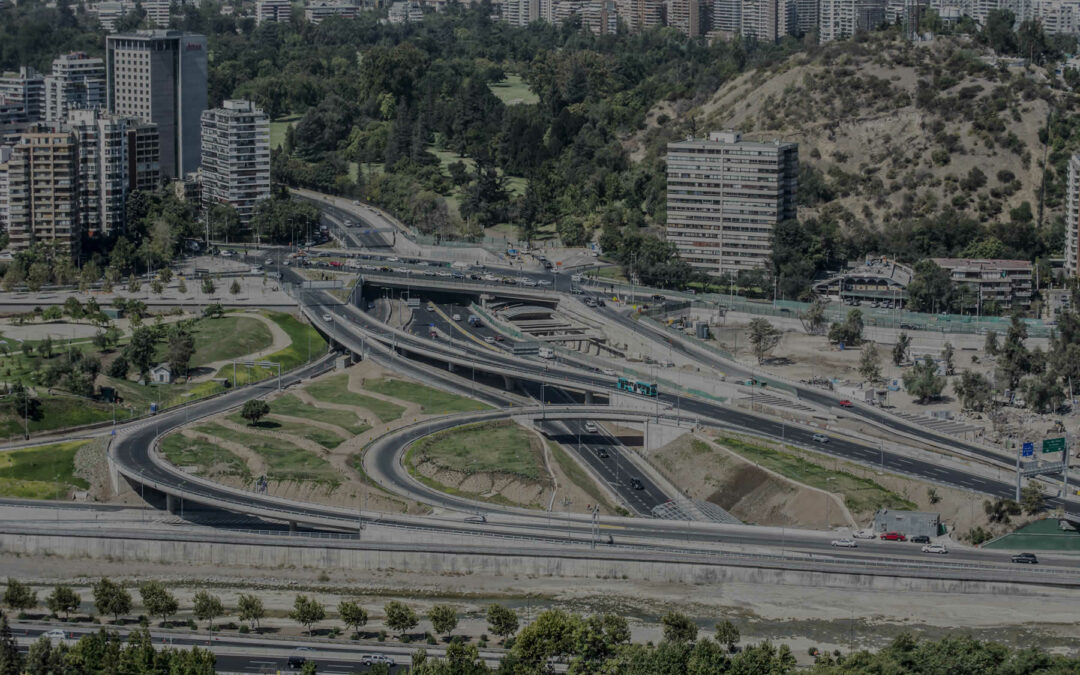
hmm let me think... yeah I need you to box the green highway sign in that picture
[1042,437,1066,454]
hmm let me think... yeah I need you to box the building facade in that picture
[665,130,798,276]
[741,0,786,41]
[106,30,208,179]
[667,0,704,35]
[6,131,81,256]
[931,258,1034,310]
[0,145,10,234]
[45,52,106,123]
[388,0,425,21]
[256,0,293,23]
[303,1,359,23]
[1067,154,1080,278]
[615,0,663,29]
[200,100,271,226]
[0,67,46,123]
[819,0,886,41]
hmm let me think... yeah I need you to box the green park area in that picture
[214,311,326,386]
[362,378,489,415]
[408,420,543,480]
[983,518,1080,552]
[305,374,404,423]
[0,395,131,438]
[712,435,917,514]
[194,422,339,486]
[226,411,347,449]
[155,315,273,369]
[0,440,91,499]
[160,433,251,482]
[269,114,301,150]
[487,74,539,106]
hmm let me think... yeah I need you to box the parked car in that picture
[910,535,931,544]
[880,532,907,541]
[852,530,876,539]
[812,433,829,443]
[830,539,857,548]
[1011,552,1039,564]
[922,544,948,554]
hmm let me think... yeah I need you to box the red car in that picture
[838,400,853,407]
[880,532,907,541]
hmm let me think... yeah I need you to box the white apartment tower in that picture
[665,130,798,276]
[0,67,46,123]
[256,0,293,22]
[45,52,106,123]
[200,100,271,226]
[106,30,208,179]
[6,131,81,256]
[819,0,886,41]
[1067,154,1080,278]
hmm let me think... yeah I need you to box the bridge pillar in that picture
[166,494,179,514]
[502,375,513,391]
[448,362,455,373]
[585,391,594,404]
[288,520,297,533]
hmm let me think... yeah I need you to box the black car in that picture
[1011,552,1039,564]
[629,478,644,490]
[288,648,313,668]
[596,298,606,307]
[910,535,930,544]
[595,448,609,459]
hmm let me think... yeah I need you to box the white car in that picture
[220,249,234,257]
[830,538,857,548]
[484,336,495,344]
[437,271,451,277]
[852,530,876,539]
[42,629,67,642]
[452,314,462,321]
[601,368,616,376]
[522,279,538,287]
[393,267,409,274]
[386,256,400,262]
[483,274,498,282]
[922,544,948,554]
[537,280,552,286]
[584,422,598,433]
[322,314,332,322]
[812,433,829,443]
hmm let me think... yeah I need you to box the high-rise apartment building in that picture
[615,0,664,29]
[0,67,46,123]
[303,1,359,23]
[45,52,106,123]
[819,0,885,41]
[665,130,798,276]
[256,0,293,23]
[505,0,541,25]
[790,0,818,33]
[68,108,160,237]
[711,0,742,34]
[667,0,704,34]
[200,100,271,226]
[741,0,785,40]
[0,145,11,233]
[6,131,81,256]
[106,30,207,179]
[1066,154,1080,278]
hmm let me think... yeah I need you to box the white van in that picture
[538,347,554,359]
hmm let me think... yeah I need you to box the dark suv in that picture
[1011,552,1039,564]
[910,535,930,544]
[629,478,644,490]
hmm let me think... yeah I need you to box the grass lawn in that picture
[488,74,539,106]
[548,441,616,513]
[305,374,404,423]
[0,439,91,499]
[712,435,916,514]
[154,316,273,369]
[269,115,301,150]
[984,518,1080,551]
[160,433,251,480]
[592,266,627,282]
[215,311,326,385]
[195,423,339,485]
[269,394,372,436]
[409,420,542,480]
[227,412,347,449]
[0,396,132,438]
[363,378,489,415]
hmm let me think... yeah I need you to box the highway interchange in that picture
[72,192,1080,594]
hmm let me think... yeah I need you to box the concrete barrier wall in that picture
[1,532,1072,599]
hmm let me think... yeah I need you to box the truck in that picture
[538,347,555,359]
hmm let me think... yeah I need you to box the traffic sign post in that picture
[1042,437,1066,454]
[1022,442,1034,457]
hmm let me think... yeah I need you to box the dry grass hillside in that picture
[630,34,1080,240]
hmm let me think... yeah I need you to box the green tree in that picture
[139,581,178,626]
[984,497,1021,524]
[902,357,947,403]
[290,595,325,636]
[3,578,37,613]
[953,370,993,411]
[92,578,131,623]
[383,601,417,639]
[802,299,827,334]
[510,609,579,666]
[906,260,954,313]
[201,277,216,295]
[178,278,188,294]
[942,342,955,375]
[45,584,80,619]
[124,326,157,381]
[203,303,224,319]
[428,604,457,639]
[827,309,863,347]
[997,314,1030,391]
[1022,372,1065,413]
[747,318,782,364]
[338,600,368,637]
[241,399,270,426]
[237,594,265,633]
[0,614,22,675]
[984,329,999,356]
[1020,483,1044,515]
[193,591,225,631]
[63,297,83,321]
[893,332,911,366]
[167,326,195,378]
[714,620,740,652]
[229,280,241,295]
[486,604,518,642]
[660,611,698,643]
[858,342,882,383]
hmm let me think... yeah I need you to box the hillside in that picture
[628,34,1080,266]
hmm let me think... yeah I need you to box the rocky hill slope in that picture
[629,34,1080,262]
